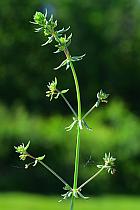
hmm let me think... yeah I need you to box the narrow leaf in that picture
[54,59,67,70]
[53,49,61,54]
[37,155,46,161]
[33,159,38,167]
[66,61,70,70]
[57,26,70,35]
[41,36,53,46]
[61,89,69,94]
[78,191,89,199]
[25,141,30,151]
[71,54,86,62]
[63,184,71,191]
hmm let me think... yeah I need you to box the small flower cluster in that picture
[46,77,69,101]
[97,153,116,174]
[14,141,45,169]
[14,141,30,160]
[32,11,57,45]
[31,10,85,71]
[95,89,109,107]
[31,11,70,49]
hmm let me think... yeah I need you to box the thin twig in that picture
[56,89,77,117]
[77,166,105,191]
[28,153,71,187]
[82,103,97,120]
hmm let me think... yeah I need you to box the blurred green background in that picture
[0,0,140,209]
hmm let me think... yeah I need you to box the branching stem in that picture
[82,103,97,120]
[39,160,69,186]
[28,153,70,187]
[77,166,105,191]
[56,89,77,117]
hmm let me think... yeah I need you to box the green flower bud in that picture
[97,90,109,102]
[34,12,46,26]
[19,154,28,161]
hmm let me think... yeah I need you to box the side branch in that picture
[77,166,105,191]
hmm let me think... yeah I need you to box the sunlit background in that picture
[0,0,140,209]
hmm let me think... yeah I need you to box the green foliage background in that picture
[0,101,140,194]
[0,0,140,195]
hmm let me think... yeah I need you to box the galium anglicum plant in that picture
[15,10,116,210]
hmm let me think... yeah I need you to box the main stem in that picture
[53,30,82,209]
[65,49,82,121]
[65,49,82,210]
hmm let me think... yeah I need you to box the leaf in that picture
[61,89,69,94]
[82,120,93,131]
[33,159,38,167]
[44,9,48,18]
[34,27,42,33]
[65,33,72,48]
[36,155,46,161]
[57,26,70,35]
[63,184,71,191]
[67,33,72,40]
[66,61,70,70]
[78,191,89,199]
[97,164,103,169]
[25,164,29,169]
[71,54,86,62]
[54,59,68,70]
[49,14,54,22]
[54,92,60,99]
[65,118,77,131]
[54,20,58,27]
[41,36,53,46]
[54,77,57,85]
[66,39,71,48]
[30,21,38,25]
[24,141,30,151]
[53,49,61,54]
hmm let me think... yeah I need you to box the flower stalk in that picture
[14,141,71,188]
[78,166,105,191]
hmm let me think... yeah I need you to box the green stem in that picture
[58,89,90,130]
[70,126,81,210]
[53,32,82,210]
[53,32,82,118]
[64,49,82,210]
[70,195,75,210]
[73,126,81,190]
[28,153,70,187]
[39,160,69,187]
[77,166,105,191]
[56,89,77,117]
[65,49,82,120]
[82,103,97,120]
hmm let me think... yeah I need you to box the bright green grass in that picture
[0,192,140,210]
